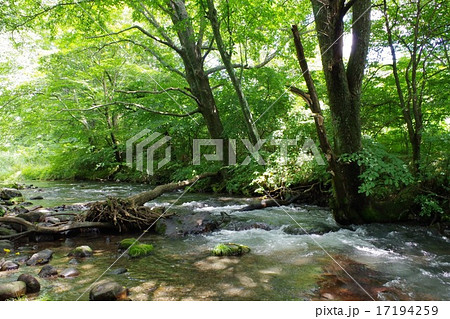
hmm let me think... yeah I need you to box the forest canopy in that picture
[0,0,448,224]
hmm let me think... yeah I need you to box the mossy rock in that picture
[68,245,93,258]
[118,238,138,250]
[128,244,154,258]
[212,243,250,257]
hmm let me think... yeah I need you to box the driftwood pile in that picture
[0,172,218,240]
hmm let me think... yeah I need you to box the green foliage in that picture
[342,142,414,198]
[118,238,154,258]
[414,194,444,218]
[128,243,154,258]
[212,243,250,256]
[118,238,138,250]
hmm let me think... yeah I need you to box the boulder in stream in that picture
[0,188,23,200]
[211,243,251,256]
[110,268,128,275]
[68,245,93,258]
[38,265,58,278]
[17,274,41,293]
[89,280,128,301]
[59,268,80,278]
[0,281,27,300]
[155,212,219,237]
[26,249,53,266]
[68,258,79,265]
[0,260,19,271]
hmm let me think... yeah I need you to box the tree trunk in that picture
[309,0,372,224]
[205,0,260,145]
[169,1,226,139]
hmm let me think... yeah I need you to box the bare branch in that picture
[342,0,358,16]
[136,1,182,52]
[113,102,201,118]
[115,88,200,105]
[288,86,313,106]
[205,50,278,75]
[88,25,181,52]
[95,39,186,78]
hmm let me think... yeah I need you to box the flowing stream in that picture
[1,181,449,300]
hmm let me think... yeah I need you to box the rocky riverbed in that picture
[1,182,449,301]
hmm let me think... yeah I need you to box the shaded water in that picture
[1,181,449,300]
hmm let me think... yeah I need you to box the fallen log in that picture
[238,194,302,212]
[0,216,113,240]
[81,171,220,231]
[0,172,219,239]
[128,171,219,206]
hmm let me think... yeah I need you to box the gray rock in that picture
[0,281,27,300]
[110,268,128,275]
[282,224,339,235]
[89,280,128,301]
[59,268,80,278]
[68,258,79,265]
[13,255,29,264]
[21,202,34,206]
[0,188,23,200]
[38,265,58,278]
[225,221,273,231]
[155,212,219,237]
[26,249,53,266]
[10,206,29,214]
[68,245,93,258]
[17,274,40,293]
[33,234,55,242]
[0,261,19,271]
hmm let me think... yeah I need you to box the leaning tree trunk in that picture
[169,0,229,163]
[308,0,372,224]
[205,0,260,145]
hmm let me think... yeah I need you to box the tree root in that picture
[81,197,170,232]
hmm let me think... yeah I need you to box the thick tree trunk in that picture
[169,0,227,144]
[309,0,372,224]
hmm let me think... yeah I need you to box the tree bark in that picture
[205,0,261,145]
[128,171,219,206]
[0,216,113,240]
[306,0,372,224]
[168,0,226,144]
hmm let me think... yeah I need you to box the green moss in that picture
[212,243,251,256]
[118,238,138,250]
[128,244,154,258]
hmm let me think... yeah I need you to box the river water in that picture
[1,181,449,300]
